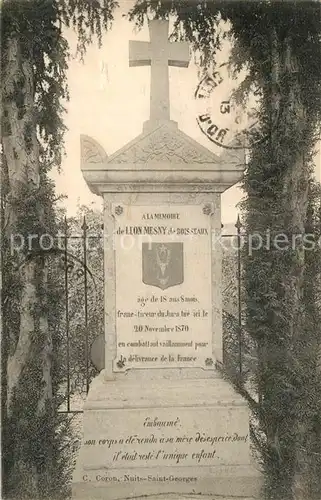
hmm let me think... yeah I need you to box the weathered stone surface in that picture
[129,19,189,122]
[80,122,245,196]
[73,373,261,500]
[80,134,108,164]
[74,18,261,500]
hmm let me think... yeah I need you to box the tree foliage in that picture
[128,2,321,499]
[2,0,117,168]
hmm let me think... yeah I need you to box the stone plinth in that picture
[73,116,262,497]
[73,371,261,500]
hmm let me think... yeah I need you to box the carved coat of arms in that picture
[142,243,184,290]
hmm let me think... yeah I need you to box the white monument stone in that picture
[73,19,261,500]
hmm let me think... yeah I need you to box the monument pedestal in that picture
[74,18,262,499]
[72,370,261,500]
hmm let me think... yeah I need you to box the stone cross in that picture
[129,19,190,121]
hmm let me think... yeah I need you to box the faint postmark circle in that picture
[195,63,261,149]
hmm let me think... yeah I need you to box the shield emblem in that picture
[142,243,184,290]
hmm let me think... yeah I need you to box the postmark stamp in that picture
[195,63,260,149]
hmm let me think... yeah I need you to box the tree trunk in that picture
[2,33,53,497]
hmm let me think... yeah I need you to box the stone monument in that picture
[73,19,261,500]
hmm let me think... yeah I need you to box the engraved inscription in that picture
[114,205,213,371]
[81,407,250,472]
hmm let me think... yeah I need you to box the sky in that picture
[50,1,320,228]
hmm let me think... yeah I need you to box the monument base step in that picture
[72,371,262,499]
[82,369,250,409]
